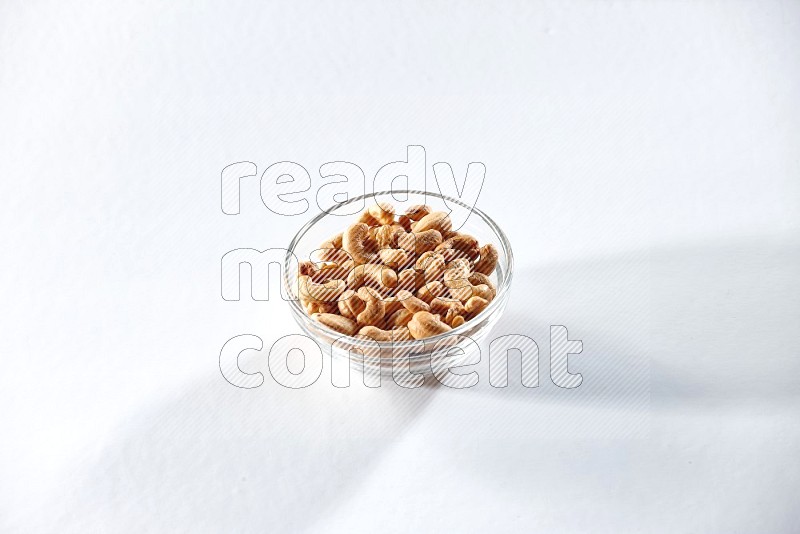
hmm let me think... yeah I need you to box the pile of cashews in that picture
[298,202,499,341]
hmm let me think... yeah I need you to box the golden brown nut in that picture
[378,248,410,269]
[415,251,446,283]
[467,272,496,299]
[407,311,452,339]
[435,234,480,262]
[395,289,431,313]
[299,275,346,303]
[465,296,490,318]
[367,202,396,226]
[386,308,414,328]
[358,325,412,342]
[337,289,365,319]
[450,314,465,328]
[374,224,404,249]
[346,263,398,292]
[411,211,452,235]
[342,222,377,265]
[404,204,431,221]
[430,296,466,317]
[397,229,442,255]
[313,313,358,336]
[396,268,424,293]
[416,281,445,304]
[443,258,473,301]
[356,286,385,326]
[444,307,465,328]
[473,243,499,275]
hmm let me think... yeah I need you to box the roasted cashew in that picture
[395,289,431,313]
[465,295,490,318]
[443,258,473,301]
[473,243,499,276]
[386,308,414,328]
[346,263,398,292]
[396,268,424,293]
[444,306,466,328]
[415,251,446,283]
[408,311,452,339]
[358,325,412,342]
[373,224,404,249]
[315,232,350,263]
[467,272,496,300]
[378,248,411,269]
[304,261,350,283]
[307,301,338,315]
[435,234,480,262]
[411,211,452,235]
[312,313,358,336]
[299,275,346,303]
[416,280,446,304]
[366,202,396,226]
[429,296,466,317]
[337,289,365,319]
[397,229,442,254]
[448,313,465,328]
[404,204,431,221]
[356,286,385,326]
[342,222,377,265]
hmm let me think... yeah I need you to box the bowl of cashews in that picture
[284,190,513,378]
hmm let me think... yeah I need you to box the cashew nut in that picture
[411,211,452,235]
[435,234,480,262]
[397,229,442,254]
[449,313,466,328]
[415,251,446,283]
[358,325,412,342]
[312,313,358,336]
[443,258,473,301]
[346,263,398,292]
[337,289,365,319]
[407,311,452,339]
[404,204,431,221]
[367,202,396,226]
[387,308,414,328]
[473,243,499,276]
[416,280,445,304]
[356,286,385,326]
[373,224,404,249]
[378,248,411,269]
[465,295,490,318]
[430,296,466,317]
[468,272,496,300]
[299,275,346,303]
[396,268,424,293]
[395,289,431,313]
[342,222,377,265]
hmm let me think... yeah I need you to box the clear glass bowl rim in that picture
[283,189,515,348]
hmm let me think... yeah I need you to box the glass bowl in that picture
[283,190,514,380]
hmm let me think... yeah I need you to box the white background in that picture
[2,1,799,532]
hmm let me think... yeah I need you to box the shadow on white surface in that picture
[44,378,440,533]
[29,237,800,533]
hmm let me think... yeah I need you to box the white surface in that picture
[2,1,799,532]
